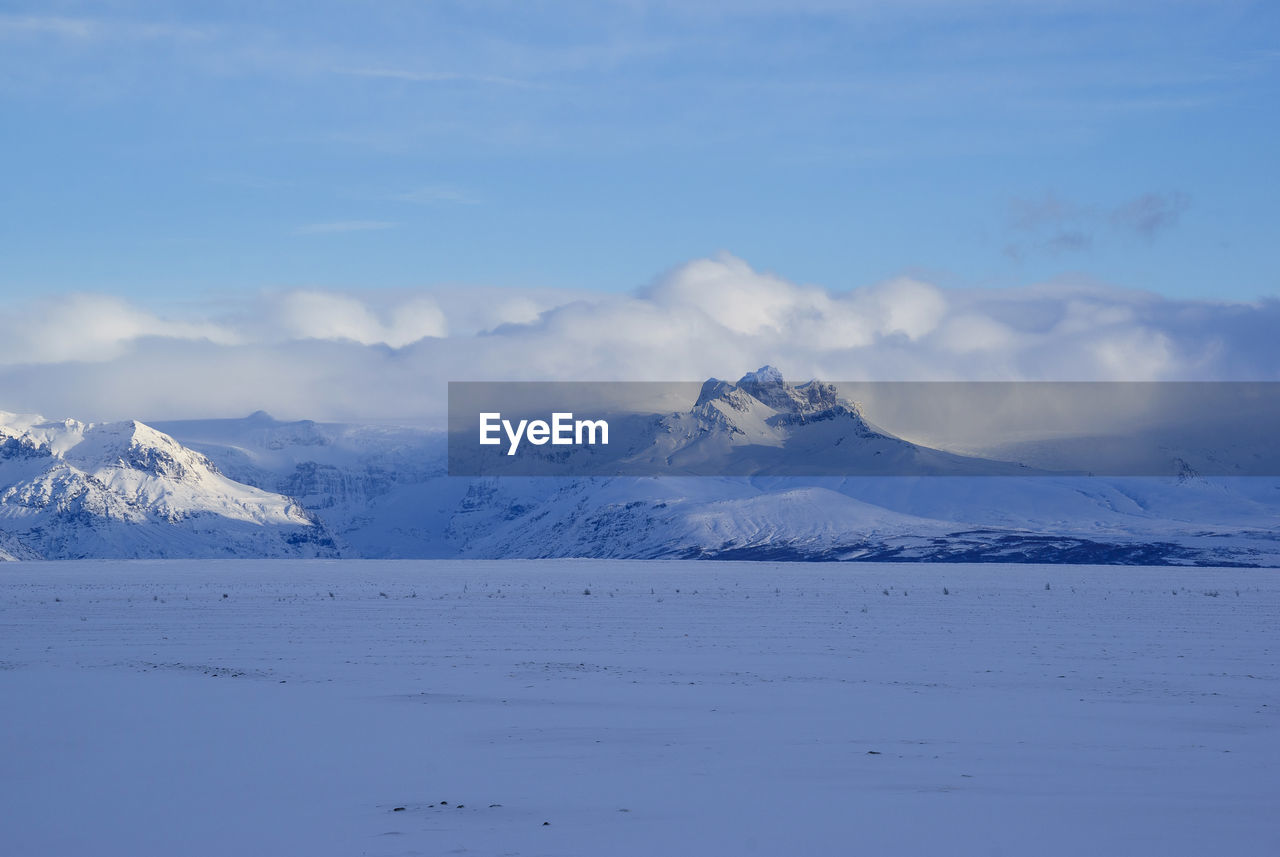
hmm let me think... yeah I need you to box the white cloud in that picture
[647,254,809,336]
[0,294,239,365]
[935,314,1017,354]
[0,254,1275,423]
[1089,327,1175,380]
[864,277,948,341]
[271,291,447,347]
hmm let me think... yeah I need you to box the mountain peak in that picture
[737,365,784,388]
[690,367,864,431]
[0,408,334,559]
[695,366,791,410]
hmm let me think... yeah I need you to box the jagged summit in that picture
[633,367,894,472]
[737,365,784,388]
[695,366,859,422]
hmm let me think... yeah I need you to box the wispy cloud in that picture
[292,220,397,235]
[1009,193,1084,233]
[392,186,480,205]
[1006,191,1191,259]
[0,15,95,39]
[1110,192,1191,241]
[1045,230,1092,254]
[0,14,210,42]
[336,67,536,89]
[0,294,241,365]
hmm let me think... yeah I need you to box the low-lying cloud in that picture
[0,253,1276,424]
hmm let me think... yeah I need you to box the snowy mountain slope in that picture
[421,369,1277,563]
[625,369,1036,475]
[465,366,1039,476]
[5,365,1276,564]
[150,411,445,497]
[150,413,446,555]
[423,473,1279,565]
[0,412,336,559]
[0,535,30,561]
[443,477,957,560]
[147,392,1014,560]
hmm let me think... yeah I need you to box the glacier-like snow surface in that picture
[1,560,1276,856]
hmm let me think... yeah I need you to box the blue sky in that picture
[0,0,1277,305]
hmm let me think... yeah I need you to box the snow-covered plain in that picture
[2,560,1276,856]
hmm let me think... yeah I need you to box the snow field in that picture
[1,560,1276,856]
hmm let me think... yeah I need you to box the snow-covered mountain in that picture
[148,412,450,558]
[622,366,1036,475]
[455,366,1037,476]
[430,472,1280,565]
[3,368,1277,565]
[0,412,336,559]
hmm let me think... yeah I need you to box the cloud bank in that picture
[1,254,1276,424]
